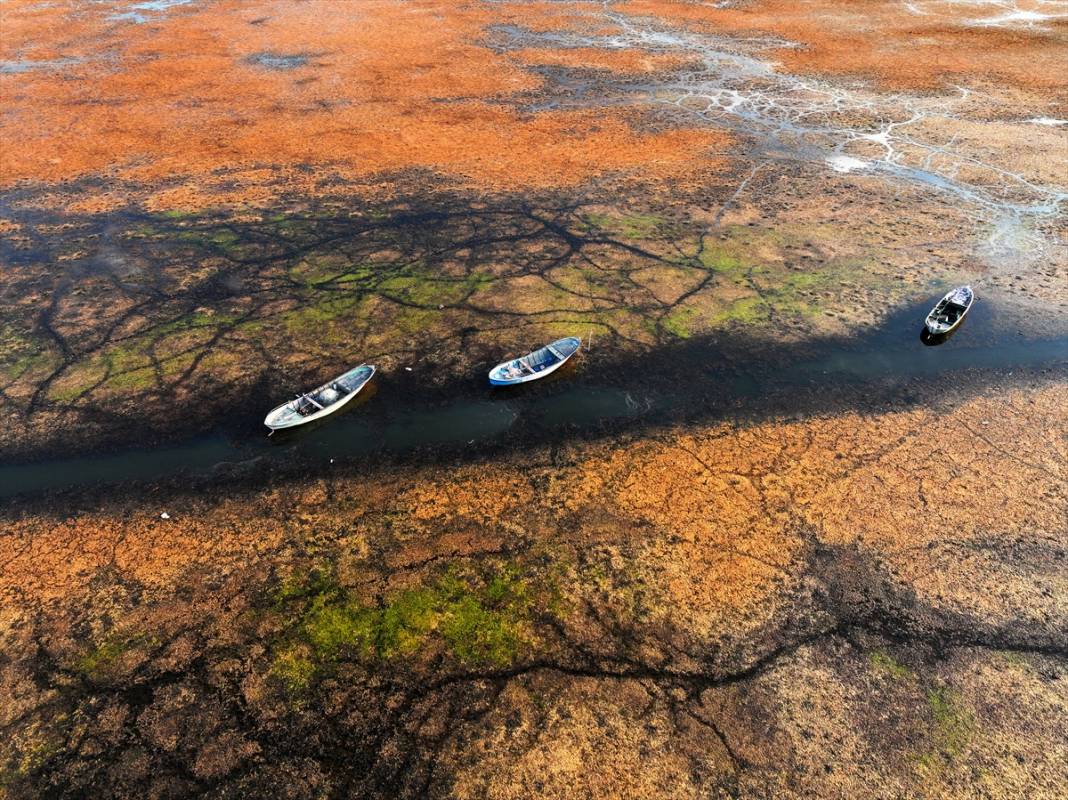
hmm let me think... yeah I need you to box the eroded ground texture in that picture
[1,0,1066,798]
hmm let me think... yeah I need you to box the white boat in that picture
[489,336,581,386]
[264,364,375,430]
[924,286,974,335]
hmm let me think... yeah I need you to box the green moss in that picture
[392,306,440,336]
[2,734,62,784]
[0,324,53,379]
[43,305,248,400]
[304,598,380,658]
[209,228,239,247]
[584,211,666,239]
[439,593,523,665]
[282,295,361,336]
[697,245,749,278]
[288,255,373,287]
[1000,651,1030,670]
[270,563,536,691]
[914,685,976,778]
[379,269,493,307]
[272,565,339,606]
[104,365,156,390]
[376,586,440,655]
[712,296,769,325]
[869,649,911,679]
[274,218,315,237]
[928,687,974,755]
[662,306,699,339]
[168,224,248,255]
[270,645,317,692]
[75,632,147,678]
[1,349,56,382]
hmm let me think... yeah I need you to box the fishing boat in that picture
[924,285,974,335]
[489,336,582,386]
[264,364,376,430]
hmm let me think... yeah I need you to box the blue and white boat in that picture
[489,336,581,386]
[264,364,376,430]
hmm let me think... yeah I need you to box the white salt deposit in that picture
[826,155,870,173]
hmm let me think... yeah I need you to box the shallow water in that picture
[492,10,1067,264]
[0,300,1064,501]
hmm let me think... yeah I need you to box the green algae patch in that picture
[379,268,494,308]
[998,650,1032,672]
[282,295,361,333]
[928,686,974,756]
[270,563,537,692]
[289,256,377,287]
[74,631,152,680]
[869,648,911,680]
[0,325,57,382]
[584,211,668,240]
[914,684,977,779]
[711,295,769,326]
[46,309,241,400]
[696,241,749,279]
[75,638,131,676]
[10,200,920,420]
[661,306,699,339]
[0,727,64,789]
[157,209,195,220]
[270,644,317,693]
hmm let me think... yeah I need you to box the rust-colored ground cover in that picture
[0,0,727,207]
[624,0,1068,94]
[1,2,1066,796]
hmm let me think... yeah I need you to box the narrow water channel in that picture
[1,301,1064,500]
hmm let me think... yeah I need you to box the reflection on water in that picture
[920,318,965,347]
[535,387,652,427]
[1,300,1065,500]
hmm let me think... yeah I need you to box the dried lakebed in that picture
[1,2,1066,797]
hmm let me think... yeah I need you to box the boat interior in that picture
[297,382,350,416]
[499,346,561,379]
[293,367,374,416]
[931,301,966,327]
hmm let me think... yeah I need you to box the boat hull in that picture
[489,337,581,386]
[264,365,376,430]
[924,286,974,335]
[489,357,569,386]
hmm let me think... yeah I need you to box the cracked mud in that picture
[1,1,1066,798]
